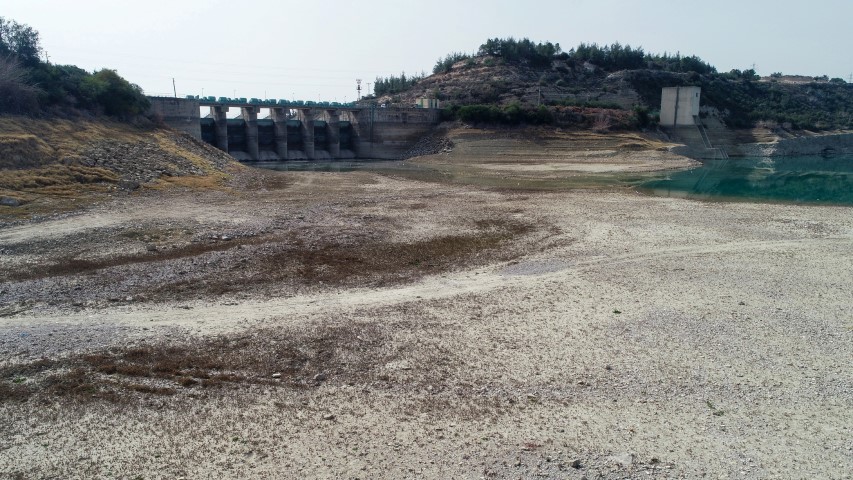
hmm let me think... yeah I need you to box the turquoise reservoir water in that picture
[640,155,853,205]
[253,155,853,205]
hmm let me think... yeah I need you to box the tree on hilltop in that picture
[0,16,150,117]
[0,17,41,66]
[477,37,561,67]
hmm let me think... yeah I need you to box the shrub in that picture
[0,17,150,117]
[446,103,555,126]
[82,69,150,117]
[633,105,651,128]
[0,55,39,113]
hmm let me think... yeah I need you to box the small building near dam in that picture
[660,86,701,126]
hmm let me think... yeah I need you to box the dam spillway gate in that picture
[149,97,440,161]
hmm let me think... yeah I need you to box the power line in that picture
[44,45,414,78]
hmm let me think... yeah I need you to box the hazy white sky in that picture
[4,0,852,102]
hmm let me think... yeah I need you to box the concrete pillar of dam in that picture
[352,107,374,158]
[211,106,229,152]
[271,107,289,160]
[299,109,315,160]
[241,106,259,161]
[326,109,341,158]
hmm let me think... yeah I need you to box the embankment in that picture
[730,131,853,156]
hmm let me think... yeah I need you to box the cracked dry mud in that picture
[0,166,851,479]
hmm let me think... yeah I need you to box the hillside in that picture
[386,55,639,110]
[0,116,240,218]
[0,17,243,218]
[370,40,853,132]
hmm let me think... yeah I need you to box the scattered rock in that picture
[118,180,140,191]
[570,459,582,469]
[271,373,281,379]
[322,414,335,421]
[400,131,454,160]
[0,196,22,207]
[609,452,634,467]
[146,244,158,252]
[313,373,327,382]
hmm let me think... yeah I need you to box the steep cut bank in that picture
[407,124,698,186]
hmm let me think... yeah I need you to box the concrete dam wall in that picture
[148,97,439,160]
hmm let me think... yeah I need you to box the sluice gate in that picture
[149,97,440,160]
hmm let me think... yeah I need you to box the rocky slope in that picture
[371,55,852,132]
[0,115,240,217]
[377,56,640,109]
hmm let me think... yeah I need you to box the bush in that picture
[446,102,555,126]
[457,104,500,123]
[84,69,150,117]
[0,17,149,118]
[552,98,624,110]
[0,55,39,113]
[633,105,651,128]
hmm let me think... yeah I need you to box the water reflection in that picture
[641,155,853,205]
[251,155,853,205]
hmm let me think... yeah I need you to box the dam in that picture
[148,97,440,160]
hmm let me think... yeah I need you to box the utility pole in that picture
[172,78,177,98]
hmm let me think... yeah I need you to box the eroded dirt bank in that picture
[1,166,851,479]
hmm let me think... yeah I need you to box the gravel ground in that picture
[0,162,851,479]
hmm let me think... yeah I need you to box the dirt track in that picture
[1,161,851,479]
